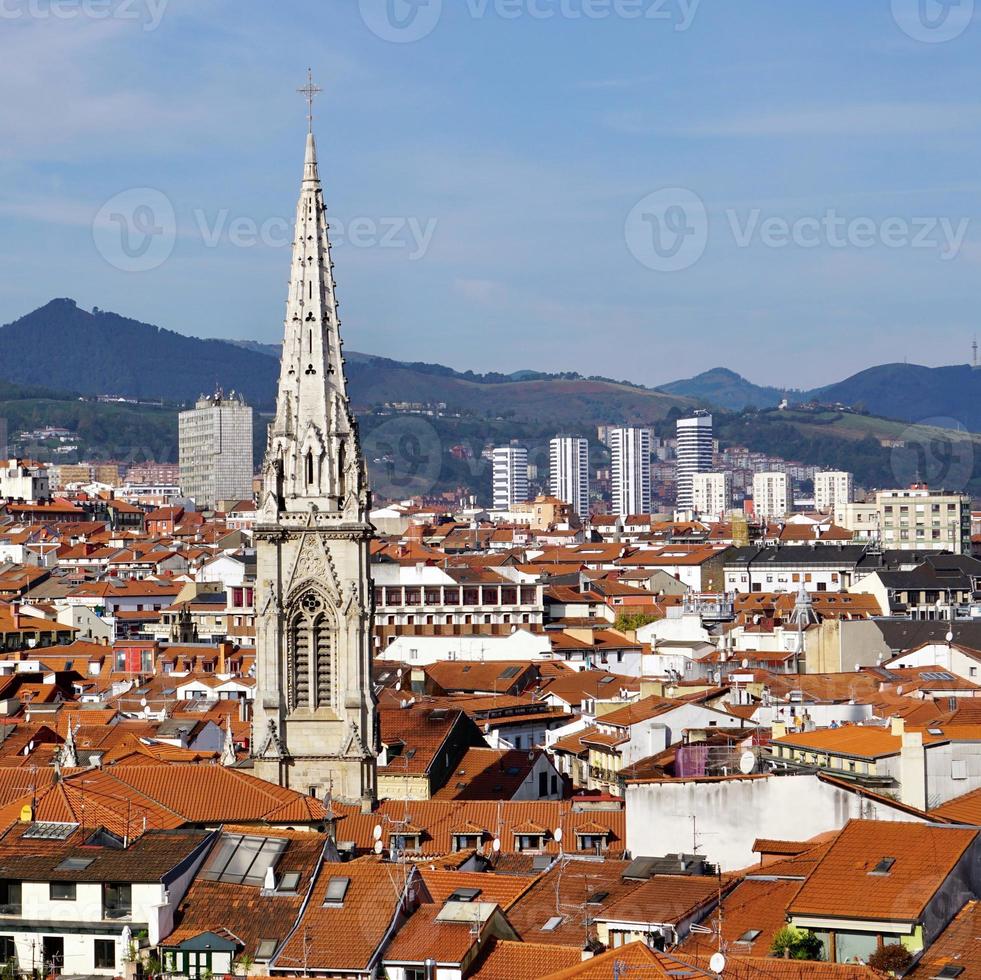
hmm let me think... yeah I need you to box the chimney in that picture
[900,731,927,811]
[890,716,905,737]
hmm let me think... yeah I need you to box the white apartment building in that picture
[675,413,713,511]
[0,459,49,502]
[834,501,879,541]
[178,391,253,510]
[815,470,854,512]
[372,562,544,631]
[753,471,791,520]
[609,427,651,516]
[876,486,972,554]
[691,471,731,520]
[492,445,529,510]
[549,436,589,519]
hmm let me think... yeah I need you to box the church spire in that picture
[261,74,368,520]
[253,77,377,809]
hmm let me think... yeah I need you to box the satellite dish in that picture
[394,682,401,692]
[397,668,403,678]
[372,824,382,841]
[373,840,383,855]
[709,952,727,974]
[946,631,954,643]
[741,658,749,669]
[554,827,563,844]
[738,751,755,775]
[140,698,147,708]
[492,837,501,853]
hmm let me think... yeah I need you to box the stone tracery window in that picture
[288,591,333,711]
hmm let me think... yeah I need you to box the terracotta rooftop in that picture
[469,939,581,980]
[273,858,407,973]
[907,898,981,978]
[788,819,977,922]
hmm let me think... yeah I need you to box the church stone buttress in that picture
[252,83,377,808]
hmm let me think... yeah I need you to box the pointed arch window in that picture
[287,592,332,712]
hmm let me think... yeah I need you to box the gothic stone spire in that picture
[252,83,377,809]
[261,112,368,520]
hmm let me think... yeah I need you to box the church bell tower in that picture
[252,73,377,807]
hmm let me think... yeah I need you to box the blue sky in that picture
[0,0,979,388]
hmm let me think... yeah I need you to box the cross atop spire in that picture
[297,68,322,133]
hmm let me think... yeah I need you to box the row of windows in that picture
[375,586,538,607]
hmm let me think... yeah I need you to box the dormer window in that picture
[516,833,544,852]
[576,831,609,852]
[389,832,421,853]
[452,833,482,852]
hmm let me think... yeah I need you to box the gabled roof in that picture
[272,858,407,973]
[788,819,977,921]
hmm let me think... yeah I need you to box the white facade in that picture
[178,393,254,510]
[675,414,713,511]
[549,436,589,519]
[752,471,791,520]
[377,629,554,666]
[876,487,972,554]
[492,445,529,510]
[815,470,853,512]
[625,774,925,872]
[609,427,651,516]
[691,471,731,520]
[834,501,879,540]
[0,459,49,502]
[372,562,544,629]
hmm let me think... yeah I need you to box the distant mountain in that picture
[0,300,692,426]
[1,299,279,407]
[662,362,981,433]
[657,367,791,411]
[812,363,981,430]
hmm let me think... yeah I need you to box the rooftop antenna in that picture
[974,336,979,369]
